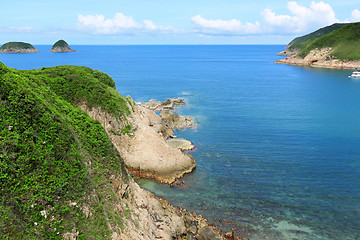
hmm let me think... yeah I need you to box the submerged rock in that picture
[166,138,195,151]
[50,40,76,52]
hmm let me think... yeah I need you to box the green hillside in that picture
[0,42,36,50]
[50,40,75,52]
[52,40,68,48]
[298,22,360,60]
[0,63,133,239]
[288,23,347,51]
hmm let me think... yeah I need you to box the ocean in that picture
[1,45,359,240]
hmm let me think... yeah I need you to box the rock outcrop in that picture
[0,42,39,53]
[50,40,76,52]
[142,97,186,111]
[277,47,299,57]
[275,48,360,69]
[80,98,196,184]
[109,176,225,240]
[160,110,196,130]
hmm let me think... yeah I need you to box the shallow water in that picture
[1,45,359,239]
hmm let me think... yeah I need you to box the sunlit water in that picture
[2,45,359,239]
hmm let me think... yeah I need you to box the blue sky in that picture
[1,0,360,45]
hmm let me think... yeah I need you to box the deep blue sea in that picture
[1,45,359,240]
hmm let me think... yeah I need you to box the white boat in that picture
[349,70,360,78]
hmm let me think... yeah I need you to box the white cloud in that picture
[191,1,342,36]
[351,9,360,22]
[262,1,340,33]
[77,12,178,35]
[191,15,263,35]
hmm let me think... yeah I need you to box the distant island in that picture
[275,22,360,69]
[0,42,39,53]
[50,40,76,52]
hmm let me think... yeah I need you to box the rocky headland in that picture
[0,41,39,53]
[0,63,232,239]
[275,48,360,69]
[275,22,360,69]
[50,39,76,52]
[81,97,197,185]
[277,47,298,57]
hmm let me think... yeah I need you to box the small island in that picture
[275,22,360,69]
[0,42,39,53]
[50,39,76,52]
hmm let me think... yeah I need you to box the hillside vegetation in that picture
[0,62,133,239]
[50,40,75,52]
[52,40,68,48]
[287,23,347,51]
[298,22,360,60]
[0,42,36,50]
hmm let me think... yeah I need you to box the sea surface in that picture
[1,45,359,240]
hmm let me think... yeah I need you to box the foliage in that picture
[298,22,360,60]
[0,62,131,239]
[0,42,36,50]
[51,40,69,49]
[22,65,129,119]
[288,23,347,50]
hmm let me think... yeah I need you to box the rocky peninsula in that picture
[0,62,230,239]
[83,97,198,185]
[82,97,197,185]
[0,41,39,53]
[50,40,76,52]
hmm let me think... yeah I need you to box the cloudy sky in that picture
[1,0,360,45]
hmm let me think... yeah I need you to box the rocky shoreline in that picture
[275,48,360,69]
[0,48,39,53]
[81,97,197,185]
[79,97,245,239]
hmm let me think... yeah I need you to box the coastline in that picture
[80,96,233,239]
[0,48,39,53]
[275,48,360,69]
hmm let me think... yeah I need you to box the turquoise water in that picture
[1,45,359,239]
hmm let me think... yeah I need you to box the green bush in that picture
[0,63,130,239]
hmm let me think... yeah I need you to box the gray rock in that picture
[198,226,223,240]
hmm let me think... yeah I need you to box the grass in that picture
[288,23,347,50]
[298,22,360,60]
[0,62,132,239]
